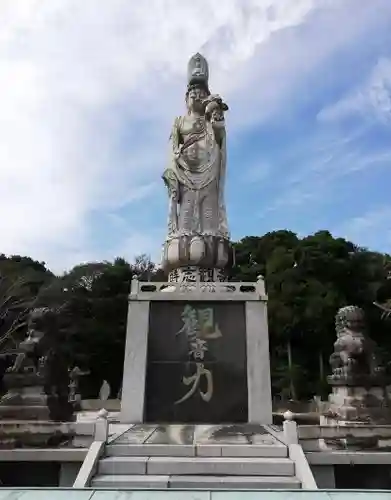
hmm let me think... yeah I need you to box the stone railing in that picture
[283,411,318,489]
[129,275,267,301]
[0,420,95,449]
[73,409,109,488]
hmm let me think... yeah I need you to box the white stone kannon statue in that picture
[161,53,234,283]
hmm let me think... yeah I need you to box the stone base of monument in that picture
[162,234,235,283]
[0,373,50,420]
[322,376,391,424]
[120,276,272,424]
[0,373,74,421]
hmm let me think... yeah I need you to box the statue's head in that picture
[185,83,209,114]
[28,307,48,331]
[21,307,49,349]
[335,305,366,336]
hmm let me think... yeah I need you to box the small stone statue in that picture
[329,305,384,382]
[161,53,234,283]
[0,307,74,421]
[68,366,88,408]
[99,380,111,401]
[6,307,49,374]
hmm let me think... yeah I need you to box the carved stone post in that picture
[94,409,109,442]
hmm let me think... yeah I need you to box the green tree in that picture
[36,255,162,398]
[232,230,390,399]
[4,230,387,403]
[0,254,53,353]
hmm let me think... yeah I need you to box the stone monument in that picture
[324,305,391,424]
[120,53,272,424]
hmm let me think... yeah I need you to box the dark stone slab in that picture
[194,424,273,444]
[194,425,247,444]
[145,300,247,423]
[145,361,247,423]
[146,424,195,445]
[147,301,246,363]
[113,424,157,444]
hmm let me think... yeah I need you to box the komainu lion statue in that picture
[7,307,49,374]
[329,305,384,381]
[2,306,74,421]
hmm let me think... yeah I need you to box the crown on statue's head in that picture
[187,52,210,94]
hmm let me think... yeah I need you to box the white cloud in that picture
[334,206,391,252]
[242,162,272,184]
[0,0,390,272]
[318,57,391,123]
[257,125,391,218]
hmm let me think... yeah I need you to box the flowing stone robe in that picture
[163,114,229,240]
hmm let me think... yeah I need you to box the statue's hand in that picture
[203,94,228,109]
[210,108,225,125]
[211,117,225,133]
[203,94,228,122]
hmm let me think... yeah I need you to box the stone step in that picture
[98,456,295,476]
[105,443,287,458]
[168,475,301,489]
[105,444,194,457]
[92,474,301,489]
[0,405,51,419]
[92,474,170,489]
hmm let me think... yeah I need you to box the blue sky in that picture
[1,0,391,273]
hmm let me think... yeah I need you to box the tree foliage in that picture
[233,230,391,399]
[0,255,53,391]
[1,232,390,401]
[0,255,53,351]
[31,255,160,398]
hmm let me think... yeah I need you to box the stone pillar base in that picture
[168,266,227,283]
[0,375,50,420]
[324,378,391,423]
[0,405,51,420]
[162,234,234,273]
[0,372,74,421]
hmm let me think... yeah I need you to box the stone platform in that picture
[108,423,286,454]
[91,423,302,489]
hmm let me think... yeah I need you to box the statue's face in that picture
[187,86,208,113]
[347,317,364,333]
[25,328,42,343]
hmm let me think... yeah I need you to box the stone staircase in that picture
[90,424,302,490]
